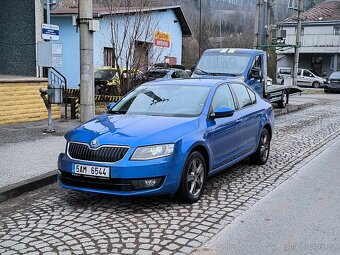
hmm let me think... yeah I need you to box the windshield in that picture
[109,84,211,117]
[329,72,340,79]
[195,52,250,75]
[94,70,118,80]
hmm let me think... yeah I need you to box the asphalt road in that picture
[1,93,340,254]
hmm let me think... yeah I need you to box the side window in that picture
[230,84,252,108]
[247,88,256,104]
[179,70,190,79]
[171,71,179,78]
[211,85,235,112]
[303,70,310,77]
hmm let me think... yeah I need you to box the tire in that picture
[176,151,206,203]
[312,81,320,88]
[277,90,288,108]
[250,128,271,165]
[324,89,329,93]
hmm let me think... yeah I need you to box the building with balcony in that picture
[277,1,340,77]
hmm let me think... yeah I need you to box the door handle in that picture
[236,119,242,124]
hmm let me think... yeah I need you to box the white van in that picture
[277,67,326,88]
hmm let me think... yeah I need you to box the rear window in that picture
[279,68,291,75]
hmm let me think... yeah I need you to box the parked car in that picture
[58,79,274,203]
[277,67,327,88]
[136,64,191,85]
[324,71,340,93]
[94,67,142,95]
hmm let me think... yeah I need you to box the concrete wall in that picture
[0,79,60,125]
[52,9,183,88]
[0,0,37,76]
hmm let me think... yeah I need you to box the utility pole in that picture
[45,0,54,132]
[293,0,304,87]
[79,0,95,122]
[199,0,202,57]
[253,0,261,49]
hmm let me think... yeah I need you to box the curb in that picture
[0,170,58,203]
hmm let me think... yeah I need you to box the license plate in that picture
[72,164,110,178]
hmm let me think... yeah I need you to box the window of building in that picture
[334,27,340,35]
[104,47,115,67]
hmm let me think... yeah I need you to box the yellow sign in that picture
[154,31,171,48]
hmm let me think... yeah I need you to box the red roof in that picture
[285,1,340,22]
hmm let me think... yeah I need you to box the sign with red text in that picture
[154,31,171,48]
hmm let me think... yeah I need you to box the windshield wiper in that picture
[195,68,235,76]
[109,110,126,114]
[195,68,218,76]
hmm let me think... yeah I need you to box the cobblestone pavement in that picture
[1,99,340,255]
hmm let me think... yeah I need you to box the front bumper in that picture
[58,151,183,196]
[324,84,340,92]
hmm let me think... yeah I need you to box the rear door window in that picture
[230,83,253,109]
[211,84,235,111]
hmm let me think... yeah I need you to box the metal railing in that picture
[51,68,68,119]
[284,33,340,52]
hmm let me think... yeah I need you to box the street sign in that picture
[154,31,171,48]
[37,41,63,68]
[42,24,60,41]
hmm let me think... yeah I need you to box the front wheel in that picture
[250,128,271,165]
[176,151,206,203]
[312,81,320,88]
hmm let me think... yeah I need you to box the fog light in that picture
[131,177,163,190]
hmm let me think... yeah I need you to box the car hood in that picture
[65,114,199,147]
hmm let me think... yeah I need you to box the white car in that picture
[277,67,326,88]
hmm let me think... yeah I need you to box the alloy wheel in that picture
[187,158,204,197]
[260,131,270,162]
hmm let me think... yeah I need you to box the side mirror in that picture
[191,65,196,73]
[251,67,262,80]
[211,106,234,119]
[107,102,116,111]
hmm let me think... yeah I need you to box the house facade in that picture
[0,0,45,77]
[276,1,340,77]
[51,6,191,87]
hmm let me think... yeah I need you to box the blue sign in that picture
[42,24,60,40]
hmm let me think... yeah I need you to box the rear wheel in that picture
[250,128,271,165]
[277,90,288,108]
[312,81,320,88]
[176,151,206,204]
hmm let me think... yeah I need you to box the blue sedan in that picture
[58,79,274,203]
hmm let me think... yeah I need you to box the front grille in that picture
[59,172,164,191]
[68,142,129,162]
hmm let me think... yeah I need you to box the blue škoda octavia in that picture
[58,79,274,203]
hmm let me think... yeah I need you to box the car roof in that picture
[140,78,236,87]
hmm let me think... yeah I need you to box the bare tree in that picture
[95,0,165,94]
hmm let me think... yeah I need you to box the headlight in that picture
[131,144,175,160]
